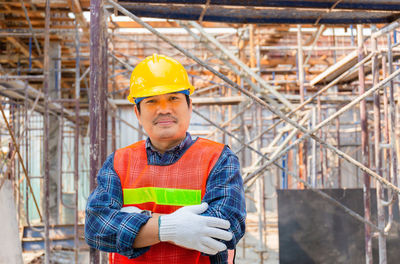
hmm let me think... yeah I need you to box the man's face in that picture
[134,93,192,148]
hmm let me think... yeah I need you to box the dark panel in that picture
[278,189,400,264]
[117,1,400,11]
[120,4,396,24]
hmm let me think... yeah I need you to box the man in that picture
[85,54,246,264]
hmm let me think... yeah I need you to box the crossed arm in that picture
[85,147,246,259]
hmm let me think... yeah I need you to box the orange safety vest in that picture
[110,138,226,264]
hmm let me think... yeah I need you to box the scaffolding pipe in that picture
[43,0,51,262]
[89,0,102,262]
[381,53,394,234]
[111,53,134,71]
[257,175,265,263]
[100,16,108,165]
[111,30,117,152]
[249,24,256,84]
[206,102,252,139]
[74,100,80,264]
[260,45,356,51]
[74,12,81,263]
[0,75,44,80]
[297,24,307,188]
[359,24,372,264]
[107,105,146,136]
[372,27,387,264]
[19,0,42,56]
[256,104,267,251]
[371,18,400,39]
[239,105,246,260]
[311,106,317,187]
[79,67,90,82]
[304,25,325,66]
[75,20,81,100]
[298,25,305,104]
[58,104,75,210]
[317,96,324,187]
[387,33,400,228]
[0,28,79,34]
[268,113,310,163]
[23,86,28,226]
[193,108,272,162]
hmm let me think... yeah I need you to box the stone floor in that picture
[235,212,279,264]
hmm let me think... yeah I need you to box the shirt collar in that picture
[145,132,193,154]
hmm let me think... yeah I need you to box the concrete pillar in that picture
[47,41,61,224]
[0,180,23,264]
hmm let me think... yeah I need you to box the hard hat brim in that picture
[127,84,194,104]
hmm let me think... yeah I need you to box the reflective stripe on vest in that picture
[123,187,201,206]
[111,138,225,264]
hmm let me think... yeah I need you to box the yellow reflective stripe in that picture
[123,187,201,206]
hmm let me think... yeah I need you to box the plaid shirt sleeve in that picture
[84,152,151,258]
[201,146,247,264]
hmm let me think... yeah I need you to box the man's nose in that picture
[156,99,171,113]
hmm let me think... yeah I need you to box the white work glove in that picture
[120,206,142,214]
[159,202,232,255]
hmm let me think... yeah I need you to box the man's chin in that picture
[155,132,185,141]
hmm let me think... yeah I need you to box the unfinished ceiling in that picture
[2,0,398,108]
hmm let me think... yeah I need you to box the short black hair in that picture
[136,94,190,114]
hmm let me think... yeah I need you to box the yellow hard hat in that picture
[127,54,194,104]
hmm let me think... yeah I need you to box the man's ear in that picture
[188,98,193,116]
[134,105,142,125]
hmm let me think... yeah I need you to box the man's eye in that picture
[170,96,179,100]
[145,100,155,104]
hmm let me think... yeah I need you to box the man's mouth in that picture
[153,115,177,125]
[156,120,175,125]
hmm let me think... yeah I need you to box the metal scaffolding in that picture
[0,1,400,264]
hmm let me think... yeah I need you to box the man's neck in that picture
[149,138,184,154]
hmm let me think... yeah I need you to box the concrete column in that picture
[0,180,23,264]
[47,41,61,224]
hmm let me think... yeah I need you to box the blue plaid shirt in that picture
[85,133,246,263]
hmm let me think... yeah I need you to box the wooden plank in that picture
[310,49,358,86]
[112,21,234,28]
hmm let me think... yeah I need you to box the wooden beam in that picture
[0,10,45,17]
[2,17,75,25]
[111,21,234,28]
[5,36,43,68]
